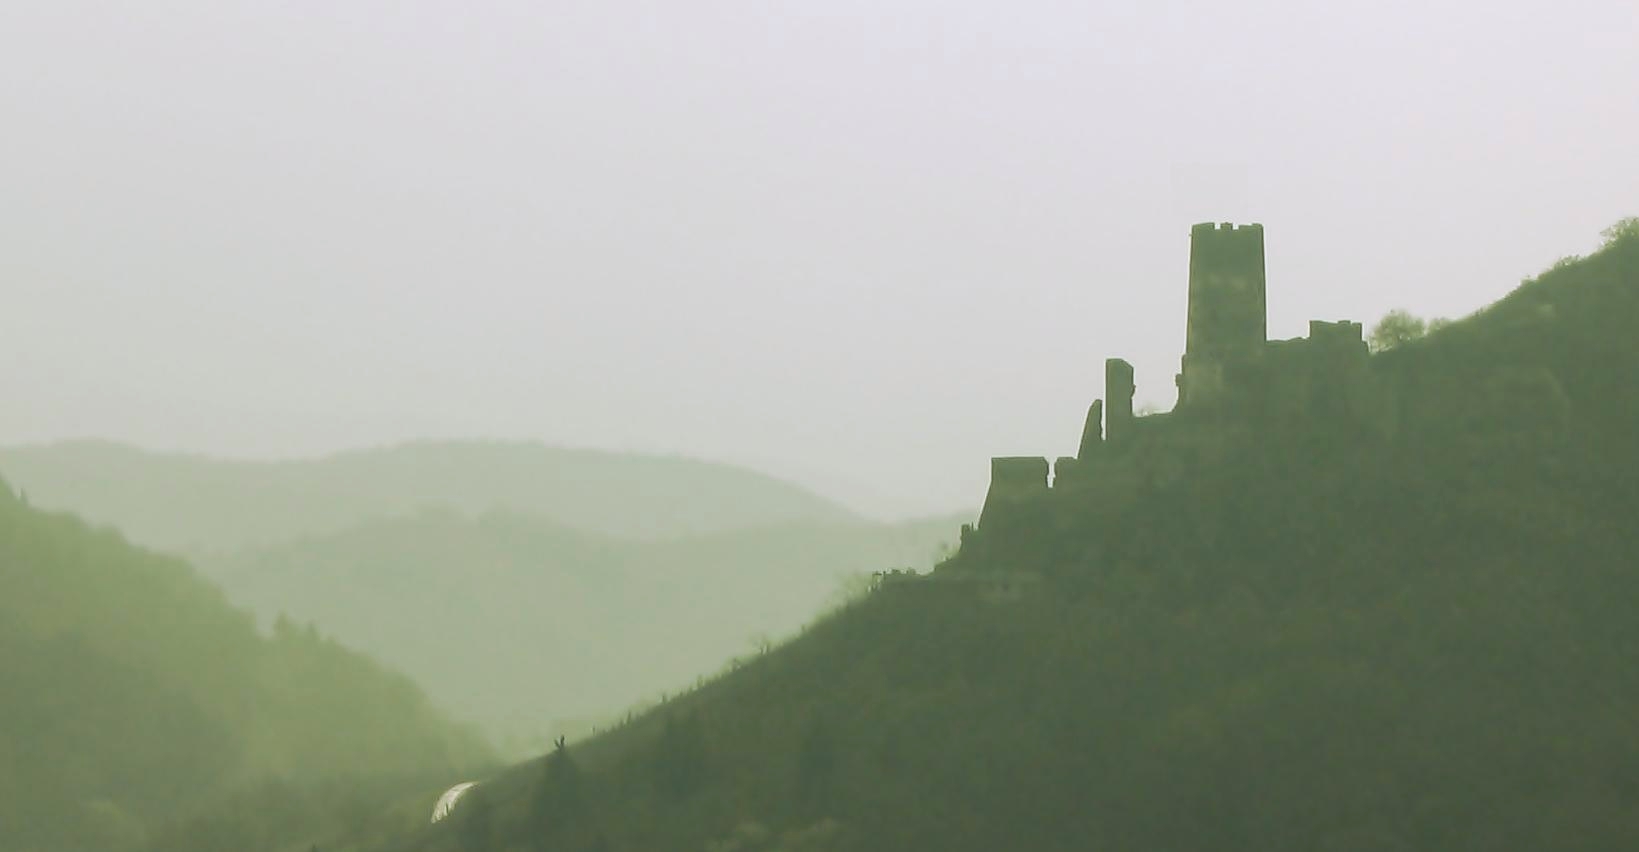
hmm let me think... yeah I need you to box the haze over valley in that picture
[5,2,1635,519]
[3,2,1637,851]
[0,440,964,753]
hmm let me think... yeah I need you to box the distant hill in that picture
[391,230,1639,851]
[0,440,859,556]
[0,483,493,852]
[207,508,965,754]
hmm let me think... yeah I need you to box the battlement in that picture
[1188,223,1267,279]
[1186,223,1267,331]
[1192,221,1266,234]
[1308,319,1365,346]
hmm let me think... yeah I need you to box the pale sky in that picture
[2,1,1635,518]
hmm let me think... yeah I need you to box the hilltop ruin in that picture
[957,222,1397,571]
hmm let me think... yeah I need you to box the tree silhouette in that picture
[1601,216,1639,247]
[537,736,582,822]
[1368,309,1428,351]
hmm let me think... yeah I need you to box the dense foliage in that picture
[212,509,960,754]
[0,491,493,852]
[398,229,1639,851]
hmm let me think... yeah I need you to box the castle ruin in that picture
[960,222,1394,570]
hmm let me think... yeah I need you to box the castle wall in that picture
[1256,320,1393,437]
[977,456,1049,531]
[1051,399,1107,490]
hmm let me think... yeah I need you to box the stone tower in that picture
[1177,222,1267,408]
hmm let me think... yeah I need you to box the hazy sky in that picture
[3,1,1635,518]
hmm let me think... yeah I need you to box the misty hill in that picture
[0,440,858,556]
[206,509,963,754]
[396,230,1639,851]
[0,484,493,852]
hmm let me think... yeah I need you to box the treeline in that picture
[209,507,960,755]
[423,433,1639,850]
[0,486,493,852]
[403,224,1639,851]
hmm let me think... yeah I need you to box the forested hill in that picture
[0,440,858,556]
[209,509,964,753]
[398,227,1639,852]
[0,484,493,852]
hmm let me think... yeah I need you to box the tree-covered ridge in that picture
[1375,220,1639,455]
[209,507,964,754]
[0,440,860,556]
[395,228,1639,852]
[0,484,493,852]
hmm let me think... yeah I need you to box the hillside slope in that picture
[0,441,858,556]
[399,231,1639,852]
[0,486,493,852]
[209,509,964,753]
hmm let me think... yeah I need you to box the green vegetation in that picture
[1,438,961,756]
[0,489,493,852]
[1601,216,1639,247]
[0,441,859,556]
[1367,308,1452,351]
[397,227,1639,851]
[208,508,963,754]
[10,224,1635,851]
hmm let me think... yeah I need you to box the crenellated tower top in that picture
[1177,222,1268,408]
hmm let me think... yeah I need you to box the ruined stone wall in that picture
[977,456,1049,531]
[951,221,1416,578]
[1053,399,1107,489]
[1105,359,1136,447]
[1256,321,1394,438]
[954,456,1055,571]
[1078,399,1105,460]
